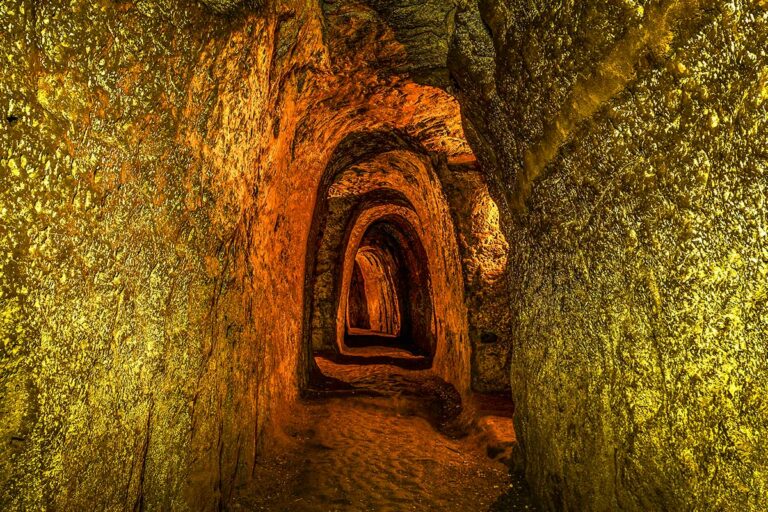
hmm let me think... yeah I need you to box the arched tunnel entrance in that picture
[346,243,404,339]
[299,129,513,399]
[343,217,435,358]
[300,131,475,383]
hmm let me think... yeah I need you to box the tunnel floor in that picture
[231,351,536,511]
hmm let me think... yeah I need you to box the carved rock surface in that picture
[0,0,505,509]
[451,0,768,509]
[200,0,247,13]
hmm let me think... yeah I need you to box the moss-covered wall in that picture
[452,0,768,509]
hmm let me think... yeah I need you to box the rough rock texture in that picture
[451,0,768,509]
[440,162,512,392]
[200,0,252,13]
[6,0,762,509]
[0,2,274,509]
[340,0,458,86]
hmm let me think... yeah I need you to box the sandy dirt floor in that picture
[231,348,536,511]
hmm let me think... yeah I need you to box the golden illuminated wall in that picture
[0,1,287,508]
[451,0,768,509]
[439,162,512,392]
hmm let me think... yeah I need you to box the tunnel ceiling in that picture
[200,0,250,13]
[322,0,458,87]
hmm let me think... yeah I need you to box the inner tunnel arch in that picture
[347,246,402,337]
[300,129,473,394]
[338,209,436,358]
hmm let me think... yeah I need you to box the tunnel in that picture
[2,1,767,511]
[343,218,434,358]
[347,257,377,334]
[346,237,404,340]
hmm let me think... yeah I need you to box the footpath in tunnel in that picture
[231,347,537,511]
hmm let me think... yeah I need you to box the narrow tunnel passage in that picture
[254,125,530,510]
[346,247,402,339]
[5,0,761,511]
[344,219,435,359]
[345,248,404,342]
[244,190,527,508]
[346,258,375,333]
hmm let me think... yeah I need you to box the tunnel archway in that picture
[335,204,437,360]
[301,129,472,393]
[346,258,375,332]
[346,248,402,338]
[342,215,436,358]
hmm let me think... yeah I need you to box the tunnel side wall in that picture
[438,162,512,392]
[0,1,302,509]
[451,1,768,510]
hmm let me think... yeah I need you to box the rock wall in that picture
[0,0,331,508]
[451,0,768,509]
[439,162,512,392]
